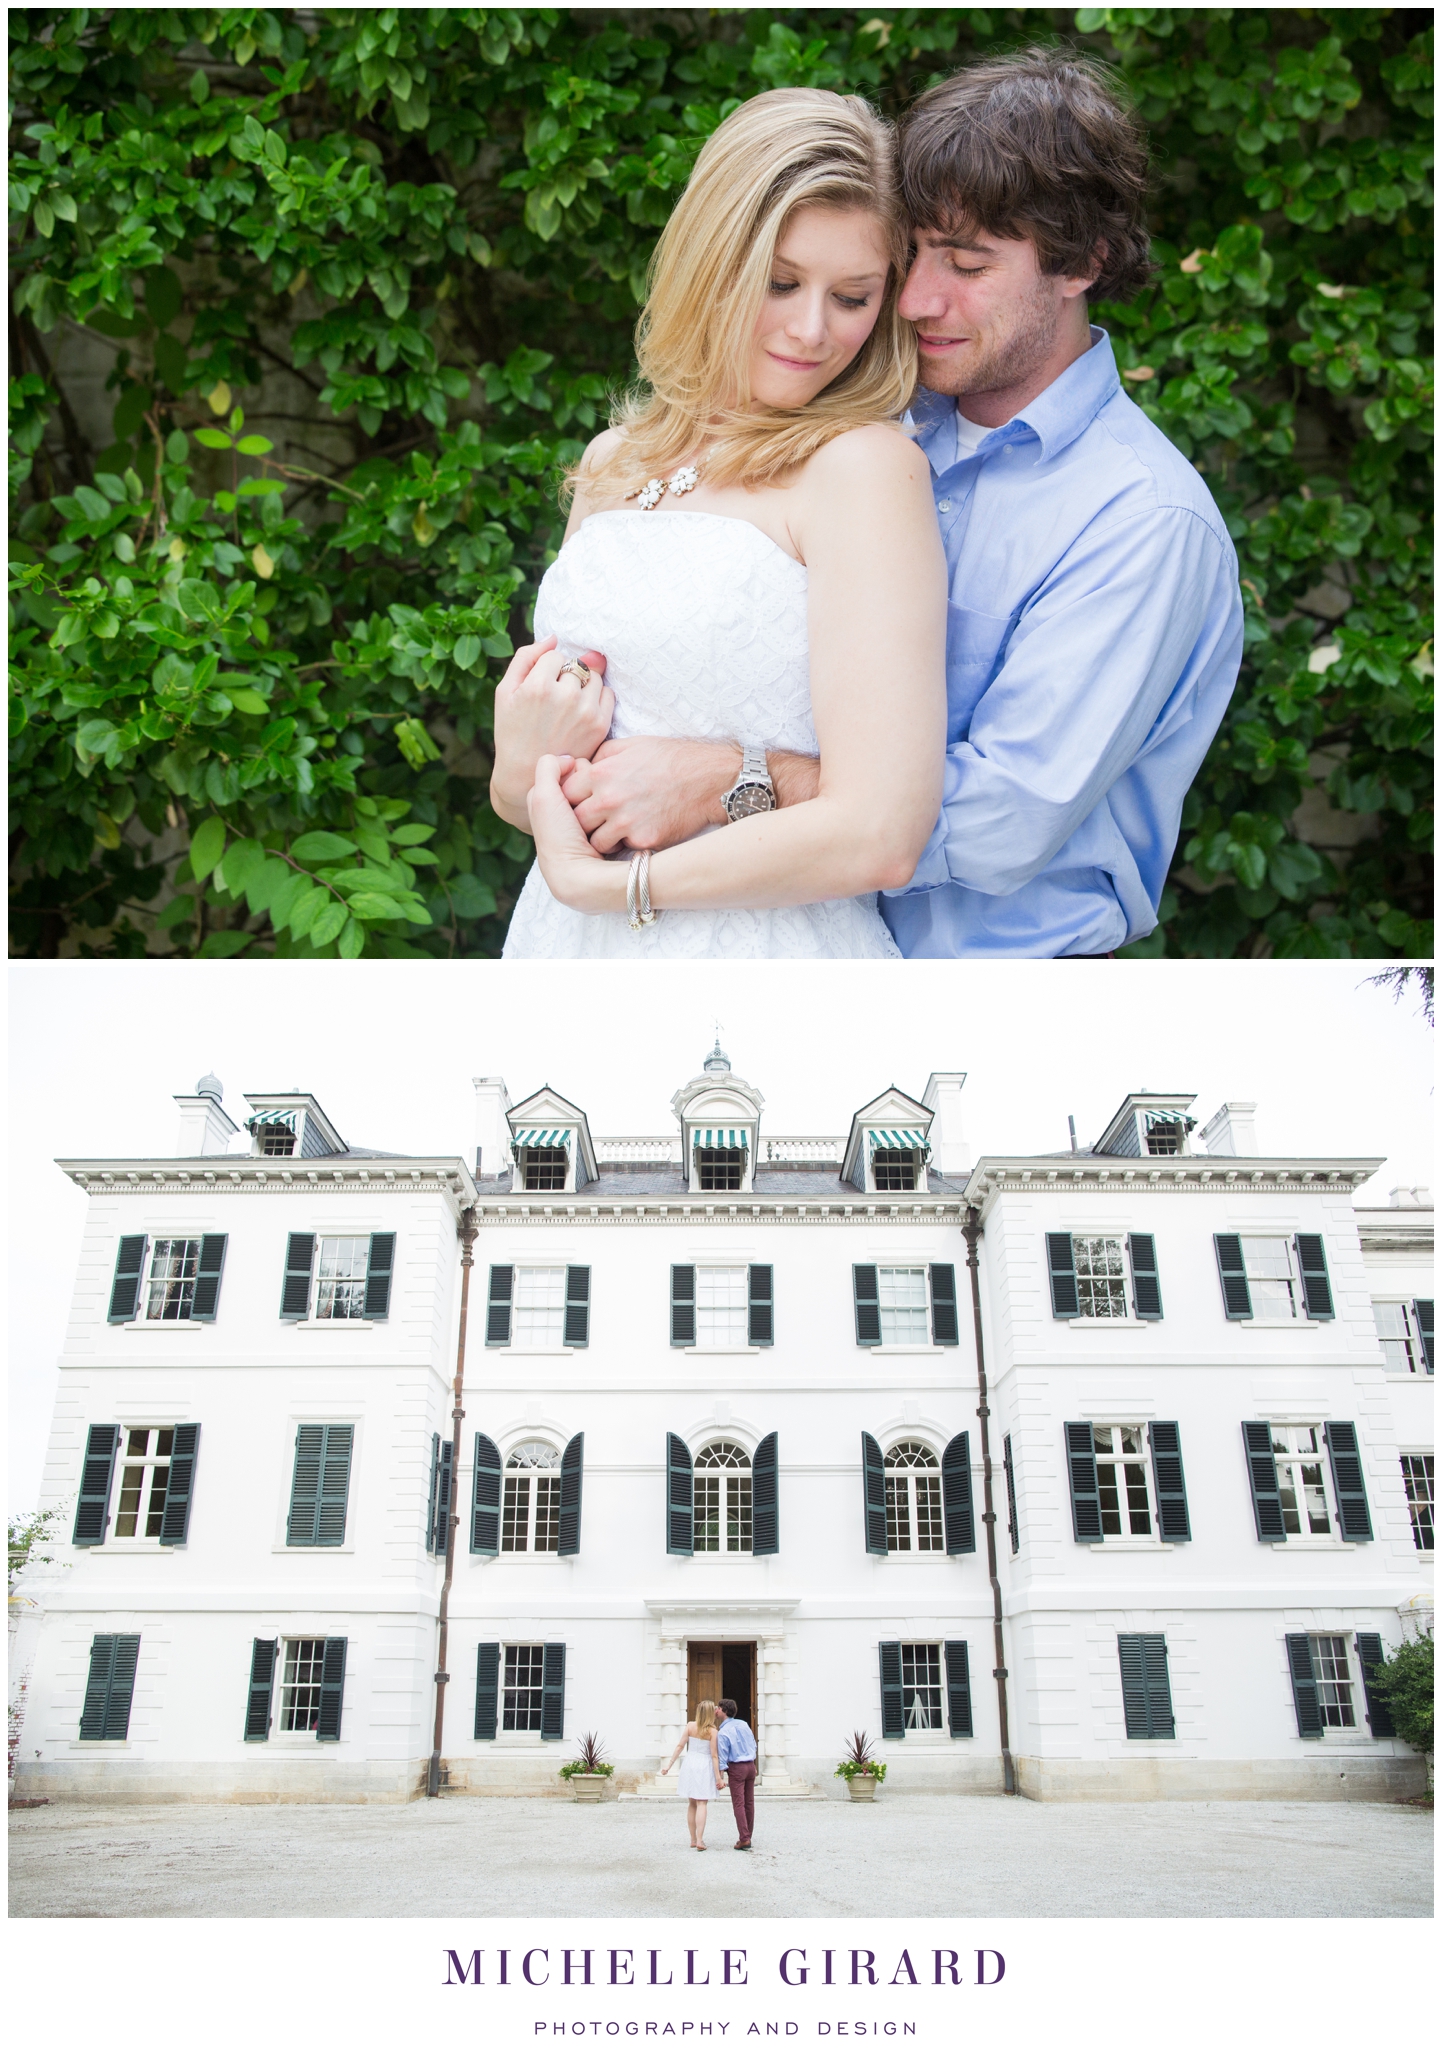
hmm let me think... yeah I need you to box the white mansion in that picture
[11,1048,1433,1804]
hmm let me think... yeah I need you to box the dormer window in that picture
[696,1147,745,1191]
[872,1149,918,1192]
[253,1115,297,1157]
[521,1146,567,1191]
[510,1125,578,1192]
[1142,1114,1187,1157]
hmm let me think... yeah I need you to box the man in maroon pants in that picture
[716,1697,758,1851]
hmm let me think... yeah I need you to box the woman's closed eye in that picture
[767,279,873,310]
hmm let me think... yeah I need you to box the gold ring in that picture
[557,659,593,690]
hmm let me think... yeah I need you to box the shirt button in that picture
[936,498,953,513]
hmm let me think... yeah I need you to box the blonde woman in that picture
[661,1699,725,1849]
[492,88,946,958]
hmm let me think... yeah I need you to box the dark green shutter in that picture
[426,1434,441,1553]
[1285,1633,1324,1738]
[1243,1422,1286,1540]
[929,1263,959,1346]
[1294,1234,1333,1320]
[428,1436,453,1556]
[471,1434,502,1556]
[1147,1422,1190,1543]
[1354,1633,1396,1739]
[315,1636,347,1741]
[363,1232,395,1319]
[1214,1234,1252,1319]
[108,1235,148,1322]
[752,1432,779,1555]
[941,1433,975,1554]
[670,1265,695,1346]
[1324,1421,1372,1541]
[244,1638,277,1741]
[540,1642,566,1740]
[667,1434,693,1555]
[78,1632,140,1742]
[191,1235,228,1322]
[1003,1434,1019,1554]
[73,1423,119,1545]
[158,1423,199,1545]
[563,1266,590,1347]
[879,1642,905,1739]
[474,1642,500,1739]
[485,1265,512,1346]
[287,1424,353,1546]
[280,1233,315,1320]
[1118,1633,1174,1740]
[862,1432,887,1555]
[748,1264,773,1347]
[853,1264,881,1345]
[1127,1234,1162,1319]
[944,1641,973,1738]
[1414,1299,1434,1373]
[1046,1234,1079,1318]
[1065,1422,1102,1541]
[558,1433,583,1556]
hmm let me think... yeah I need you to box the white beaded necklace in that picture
[625,458,704,511]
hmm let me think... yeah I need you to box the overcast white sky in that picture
[9,959,1432,1506]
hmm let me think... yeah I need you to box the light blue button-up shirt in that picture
[880,330,1243,958]
[717,1716,757,1769]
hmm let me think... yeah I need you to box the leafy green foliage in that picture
[9,7,1432,956]
[1371,1633,1433,1758]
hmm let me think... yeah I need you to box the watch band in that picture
[722,739,776,821]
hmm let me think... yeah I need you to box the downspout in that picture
[963,1203,1016,1796]
[428,1203,478,1798]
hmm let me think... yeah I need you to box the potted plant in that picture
[559,1732,615,1803]
[835,1729,887,1802]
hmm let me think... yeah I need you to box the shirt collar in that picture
[909,327,1121,473]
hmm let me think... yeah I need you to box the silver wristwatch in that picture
[721,740,776,821]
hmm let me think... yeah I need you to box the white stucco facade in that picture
[12,1063,1432,1804]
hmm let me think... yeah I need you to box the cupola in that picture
[672,1045,765,1193]
[843,1085,936,1193]
[173,1072,241,1156]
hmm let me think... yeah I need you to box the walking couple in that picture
[493,45,1242,961]
[661,1698,758,1852]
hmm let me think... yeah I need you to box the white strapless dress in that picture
[501,510,902,959]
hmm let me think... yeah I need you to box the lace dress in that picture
[501,511,902,959]
[675,1735,720,1801]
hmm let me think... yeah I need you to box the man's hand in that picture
[561,737,821,854]
[489,637,611,831]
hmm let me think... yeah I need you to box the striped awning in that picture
[868,1129,929,1151]
[693,1128,749,1149]
[513,1128,571,1148]
[1142,1109,1192,1125]
[247,1109,296,1129]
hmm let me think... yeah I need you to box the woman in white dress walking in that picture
[491,87,947,959]
[660,1699,725,1850]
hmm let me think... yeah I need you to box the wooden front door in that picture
[686,1641,758,1748]
[686,1642,723,1720]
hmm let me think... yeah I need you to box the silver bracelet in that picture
[626,849,659,931]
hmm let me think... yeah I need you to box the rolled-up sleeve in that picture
[898,504,1238,900]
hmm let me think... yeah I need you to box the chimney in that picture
[922,1071,970,1175]
[1200,1102,1258,1157]
[1388,1185,1433,1210]
[473,1076,513,1180]
[174,1072,240,1156]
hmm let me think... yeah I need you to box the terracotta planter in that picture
[844,1773,879,1803]
[569,1773,608,1803]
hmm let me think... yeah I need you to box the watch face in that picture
[727,783,775,819]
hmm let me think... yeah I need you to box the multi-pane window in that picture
[255,1119,297,1157]
[884,1442,944,1552]
[145,1238,201,1320]
[696,1266,749,1348]
[502,1443,561,1553]
[1272,1426,1331,1537]
[1092,1426,1153,1537]
[872,1150,918,1192]
[280,1639,326,1731]
[521,1147,567,1191]
[314,1236,369,1320]
[1401,1454,1434,1550]
[694,1441,752,1552]
[696,1148,745,1191]
[503,1643,545,1731]
[1074,1237,1129,1319]
[114,1427,173,1538]
[1374,1302,1426,1374]
[513,1267,566,1348]
[1142,1115,1186,1156]
[900,1644,943,1731]
[1310,1635,1356,1729]
[878,1267,929,1346]
[1240,1238,1298,1320]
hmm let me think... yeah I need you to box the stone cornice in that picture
[964,1156,1383,1213]
[59,1157,477,1216]
[472,1198,966,1226]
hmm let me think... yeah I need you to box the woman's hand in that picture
[490,636,614,831]
[527,755,628,916]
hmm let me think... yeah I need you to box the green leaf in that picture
[284,883,328,938]
[217,838,265,895]
[193,427,234,450]
[453,634,482,671]
[337,916,366,957]
[190,67,210,105]
[390,824,436,845]
[237,477,285,495]
[229,689,270,715]
[197,930,253,957]
[189,817,226,881]
[290,831,357,863]
[234,435,274,455]
[309,898,349,947]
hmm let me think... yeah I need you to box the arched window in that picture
[694,1441,752,1553]
[503,1441,561,1553]
[884,1441,943,1552]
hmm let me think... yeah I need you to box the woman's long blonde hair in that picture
[694,1700,717,1735]
[569,89,916,504]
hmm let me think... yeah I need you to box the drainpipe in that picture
[428,1204,478,1798]
[963,1203,1016,1796]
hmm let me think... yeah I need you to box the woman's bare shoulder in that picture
[805,421,928,487]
